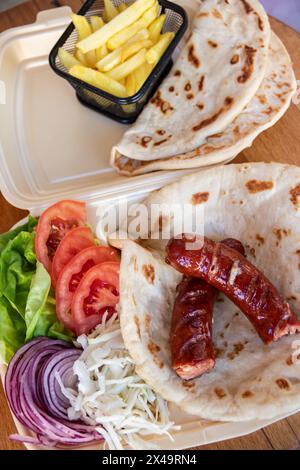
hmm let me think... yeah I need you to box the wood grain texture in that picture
[240,17,300,167]
[0,0,299,451]
[196,430,273,450]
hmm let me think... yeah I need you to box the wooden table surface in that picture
[0,0,300,451]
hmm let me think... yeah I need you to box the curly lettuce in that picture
[0,218,73,364]
[25,261,73,343]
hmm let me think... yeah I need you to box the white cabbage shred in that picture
[61,313,178,450]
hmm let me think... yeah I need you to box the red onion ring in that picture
[5,337,101,448]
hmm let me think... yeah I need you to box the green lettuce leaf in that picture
[25,261,74,342]
[0,217,37,316]
[0,233,36,316]
[0,215,37,254]
[0,218,73,364]
[0,297,26,363]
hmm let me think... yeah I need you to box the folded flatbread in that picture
[113,33,296,175]
[119,163,300,421]
[112,0,270,172]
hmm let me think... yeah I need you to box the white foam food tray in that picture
[0,3,298,451]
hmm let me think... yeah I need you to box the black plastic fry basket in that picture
[49,0,188,123]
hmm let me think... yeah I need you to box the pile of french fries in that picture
[58,0,174,98]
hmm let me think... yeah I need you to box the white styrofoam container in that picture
[0,4,298,451]
[0,5,201,214]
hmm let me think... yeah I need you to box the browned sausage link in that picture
[171,277,216,380]
[171,239,246,380]
[220,238,246,258]
[167,235,300,344]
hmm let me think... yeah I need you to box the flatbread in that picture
[112,0,270,166]
[113,32,296,175]
[119,163,300,421]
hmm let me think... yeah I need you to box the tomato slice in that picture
[56,246,120,331]
[51,226,95,286]
[71,262,120,335]
[35,200,87,272]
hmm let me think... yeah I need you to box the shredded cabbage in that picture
[62,313,179,450]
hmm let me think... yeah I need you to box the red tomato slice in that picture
[56,246,120,331]
[72,262,120,335]
[35,200,87,272]
[51,226,95,287]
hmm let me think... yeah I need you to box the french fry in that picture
[87,16,106,64]
[107,48,147,80]
[104,0,119,22]
[97,48,123,72]
[96,29,149,71]
[133,61,153,92]
[126,72,136,96]
[96,44,109,61]
[77,0,155,53]
[118,2,128,12]
[85,50,98,67]
[75,48,89,66]
[117,27,150,46]
[121,39,152,62]
[148,13,165,42]
[69,65,127,97]
[71,14,98,66]
[71,13,92,40]
[90,15,105,32]
[58,48,81,69]
[126,61,152,96]
[90,18,108,62]
[133,63,148,92]
[140,62,153,87]
[129,27,150,41]
[107,4,158,50]
[146,31,174,65]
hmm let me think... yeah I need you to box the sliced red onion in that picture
[39,350,81,419]
[5,337,101,448]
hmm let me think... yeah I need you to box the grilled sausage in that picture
[171,238,245,380]
[219,238,246,257]
[171,277,216,380]
[167,235,300,344]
